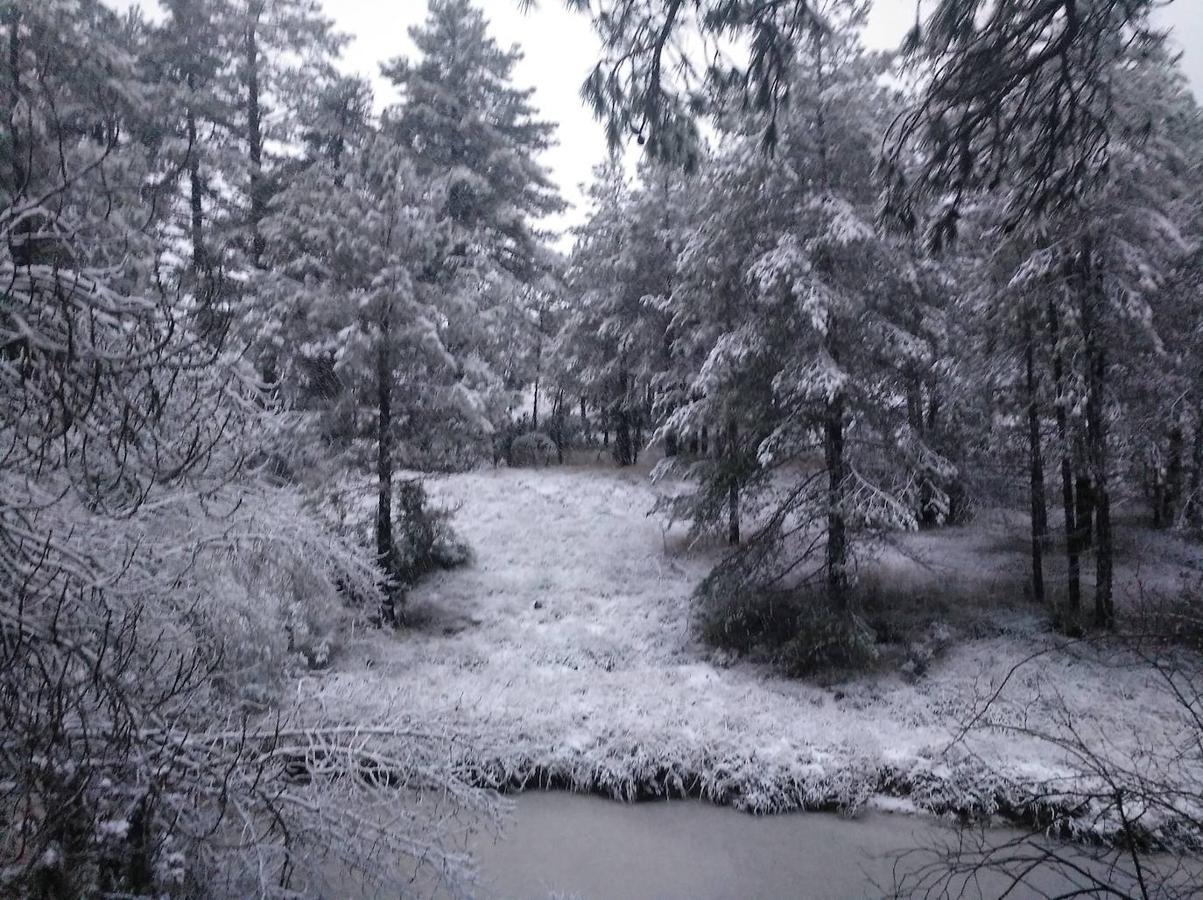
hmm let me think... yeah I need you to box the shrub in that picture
[391,478,471,588]
[509,431,556,467]
[696,567,878,676]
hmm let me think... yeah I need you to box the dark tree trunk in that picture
[1081,266,1113,629]
[1151,456,1166,529]
[1163,417,1185,528]
[825,390,848,610]
[926,376,941,433]
[700,425,709,457]
[1187,404,1203,529]
[907,377,924,433]
[1075,454,1095,552]
[552,389,565,464]
[186,105,206,274]
[375,310,398,626]
[1047,298,1081,622]
[726,420,740,545]
[580,396,588,442]
[1023,313,1048,608]
[613,374,636,466]
[825,319,849,611]
[614,410,634,466]
[245,7,266,267]
[532,374,539,431]
[6,5,22,193]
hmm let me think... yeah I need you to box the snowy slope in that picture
[303,464,1201,836]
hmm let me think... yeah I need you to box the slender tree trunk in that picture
[1047,298,1081,622]
[1081,257,1113,629]
[1164,417,1185,528]
[6,5,22,194]
[826,391,848,609]
[552,389,565,464]
[1023,313,1048,608]
[613,374,635,466]
[926,375,941,433]
[580,396,588,442]
[726,419,740,545]
[1187,402,1203,524]
[1187,403,1203,529]
[1151,453,1166,529]
[186,105,206,274]
[532,373,539,431]
[1075,451,1095,551]
[825,321,848,611]
[244,7,266,267]
[376,308,397,626]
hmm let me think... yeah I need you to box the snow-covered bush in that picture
[391,478,472,588]
[696,566,878,675]
[510,431,557,467]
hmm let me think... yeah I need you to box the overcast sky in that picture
[111,0,1203,242]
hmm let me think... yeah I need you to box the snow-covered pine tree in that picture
[554,161,684,466]
[265,127,458,622]
[956,35,1201,629]
[379,0,564,450]
[230,0,344,268]
[650,5,954,669]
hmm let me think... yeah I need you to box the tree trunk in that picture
[613,374,635,466]
[244,7,266,267]
[825,390,848,610]
[1081,260,1113,629]
[186,104,206,274]
[6,5,22,194]
[1151,454,1166,529]
[1163,417,1184,528]
[926,375,941,433]
[1187,403,1203,529]
[1023,313,1048,608]
[375,309,398,626]
[614,409,633,466]
[825,319,848,611]
[552,389,565,464]
[1047,298,1081,623]
[532,373,539,431]
[726,420,740,545]
[1075,450,1095,551]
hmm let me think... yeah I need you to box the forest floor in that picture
[304,461,1203,838]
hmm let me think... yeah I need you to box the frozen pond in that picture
[472,792,1198,900]
[474,792,924,899]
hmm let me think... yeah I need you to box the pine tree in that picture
[639,9,953,662]
[382,0,561,281]
[378,0,564,446]
[554,162,683,467]
[265,130,454,622]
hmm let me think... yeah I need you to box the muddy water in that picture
[472,792,1193,900]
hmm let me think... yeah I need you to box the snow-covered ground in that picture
[302,464,1202,838]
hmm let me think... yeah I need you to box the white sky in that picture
[110,0,1203,242]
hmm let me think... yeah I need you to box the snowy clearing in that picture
[305,464,1202,839]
